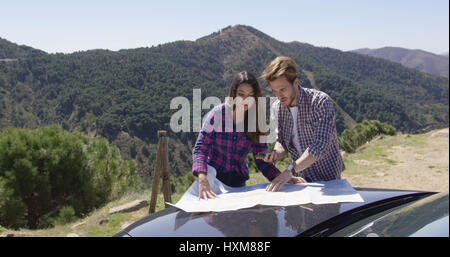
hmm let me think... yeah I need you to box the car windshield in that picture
[330,192,449,237]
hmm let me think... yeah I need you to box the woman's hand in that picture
[198,173,217,200]
[256,150,281,163]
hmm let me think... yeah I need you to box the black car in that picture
[114,188,448,237]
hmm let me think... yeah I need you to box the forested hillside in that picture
[0,25,448,179]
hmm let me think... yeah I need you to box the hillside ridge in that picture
[351,46,449,77]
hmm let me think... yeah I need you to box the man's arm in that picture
[293,95,335,171]
[266,140,317,191]
[293,148,317,173]
[265,147,314,192]
[308,95,336,160]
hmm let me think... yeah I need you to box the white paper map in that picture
[168,167,364,213]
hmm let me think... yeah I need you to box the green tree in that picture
[0,125,141,229]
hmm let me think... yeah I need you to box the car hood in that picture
[117,188,434,237]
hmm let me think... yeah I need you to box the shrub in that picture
[0,125,142,229]
[55,205,77,225]
[338,120,396,153]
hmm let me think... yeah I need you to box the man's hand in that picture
[287,176,307,184]
[266,169,293,192]
[198,173,217,200]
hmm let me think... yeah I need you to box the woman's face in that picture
[236,83,255,111]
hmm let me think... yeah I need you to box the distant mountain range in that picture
[0,25,448,178]
[351,47,449,78]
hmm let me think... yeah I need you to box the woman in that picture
[192,71,291,199]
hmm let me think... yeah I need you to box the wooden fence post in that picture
[149,130,172,213]
[160,132,172,208]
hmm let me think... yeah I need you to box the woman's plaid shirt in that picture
[192,104,281,185]
[271,86,345,181]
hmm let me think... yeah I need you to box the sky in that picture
[1,0,449,55]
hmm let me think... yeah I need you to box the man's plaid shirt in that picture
[271,86,345,181]
[192,104,281,186]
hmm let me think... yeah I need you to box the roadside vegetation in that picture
[1,123,447,237]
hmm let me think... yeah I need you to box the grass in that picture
[398,133,428,147]
[342,158,360,175]
[1,189,185,237]
[247,171,271,186]
[342,131,439,180]
[356,146,386,160]
[85,213,132,237]
[385,158,397,165]
[343,133,421,172]
[247,156,291,186]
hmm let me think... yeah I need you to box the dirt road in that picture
[342,128,449,192]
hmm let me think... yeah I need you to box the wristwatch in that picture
[286,164,296,175]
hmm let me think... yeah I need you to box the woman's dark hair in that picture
[228,71,267,144]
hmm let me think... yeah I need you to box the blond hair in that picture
[262,56,298,84]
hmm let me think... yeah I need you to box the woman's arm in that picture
[192,107,220,199]
[192,109,217,176]
[252,143,281,181]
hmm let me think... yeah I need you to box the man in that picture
[260,56,345,192]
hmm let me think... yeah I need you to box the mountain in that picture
[0,37,46,60]
[351,47,449,78]
[0,25,448,179]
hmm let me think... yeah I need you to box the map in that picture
[169,167,364,213]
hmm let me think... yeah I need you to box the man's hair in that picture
[261,56,298,84]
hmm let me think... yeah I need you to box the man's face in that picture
[269,76,298,107]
